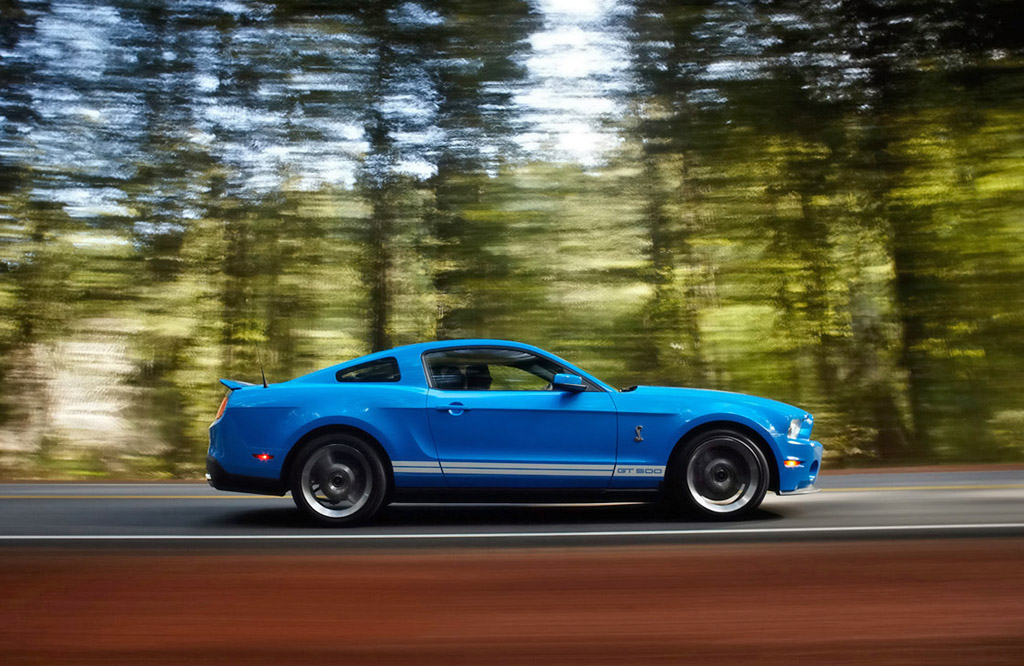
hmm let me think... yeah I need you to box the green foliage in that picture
[0,0,1022,477]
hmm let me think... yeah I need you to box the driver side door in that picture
[423,347,617,488]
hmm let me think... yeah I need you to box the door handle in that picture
[436,402,471,415]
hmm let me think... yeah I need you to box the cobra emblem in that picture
[634,425,644,442]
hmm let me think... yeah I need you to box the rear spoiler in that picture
[219,378,256,391]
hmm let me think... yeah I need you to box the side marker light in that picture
[783,459,804,468]
[253,453,274,461]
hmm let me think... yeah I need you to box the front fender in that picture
[671,409,781,461]
[609,390,788,489]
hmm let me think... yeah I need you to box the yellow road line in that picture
[819,484,1024,492]
[0,494,285,500]
[0,483,1022,499]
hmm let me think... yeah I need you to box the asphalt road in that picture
[3,469,1023,665]
[1,468,1022,545]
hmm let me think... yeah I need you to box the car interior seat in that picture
[433,364,465,390]
[464,364,492,390]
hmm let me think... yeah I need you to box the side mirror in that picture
[552,373,587,392]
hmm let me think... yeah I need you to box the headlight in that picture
[787,418,803,439]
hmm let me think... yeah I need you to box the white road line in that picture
[0,523,1022,541]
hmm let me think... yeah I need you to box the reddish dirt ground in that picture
[1,539,1023,665]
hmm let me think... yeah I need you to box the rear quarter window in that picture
[336,357,401,383]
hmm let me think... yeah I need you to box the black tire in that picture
[289,432,389,526]
[667,428,769,519]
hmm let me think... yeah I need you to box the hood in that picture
[624,385,807,419]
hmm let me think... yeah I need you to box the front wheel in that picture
[290,433,389,526]
[668,429,769,519]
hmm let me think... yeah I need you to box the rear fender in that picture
[283,415,393,457]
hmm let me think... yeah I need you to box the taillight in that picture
[214,394,228,421]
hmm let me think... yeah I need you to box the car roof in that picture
[344,339,548,365]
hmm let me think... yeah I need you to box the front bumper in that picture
[778,484,819,496]
[773,437,823,494]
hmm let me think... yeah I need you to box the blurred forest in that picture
[1,0,1023,478]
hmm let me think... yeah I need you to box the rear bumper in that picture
[206,456,287,496]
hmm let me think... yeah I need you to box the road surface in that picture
[1,469,1022,665]
[0,469,1021,544]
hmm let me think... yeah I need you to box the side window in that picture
[487,364,551,391]
[424,348,571,391]
[336,357,401,383]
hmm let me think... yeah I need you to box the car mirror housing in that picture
[552,373,587,392]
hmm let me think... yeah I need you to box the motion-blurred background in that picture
[0,0,1022,478]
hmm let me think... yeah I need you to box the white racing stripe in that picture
[1,523,1022,541]
[442,468,611,477]
[392,460,443,475]
[440,462,614,470]
[394,460,618,477]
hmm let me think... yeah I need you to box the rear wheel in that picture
[289,432,388,526]
[668,429,769,519]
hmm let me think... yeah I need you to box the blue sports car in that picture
[207,339,822,525]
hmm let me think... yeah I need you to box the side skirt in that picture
[392,487,663,504]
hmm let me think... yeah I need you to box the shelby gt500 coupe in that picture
[207,339,822,524]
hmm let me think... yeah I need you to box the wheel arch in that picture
[278,423,395,491]
[666,420,780,493]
